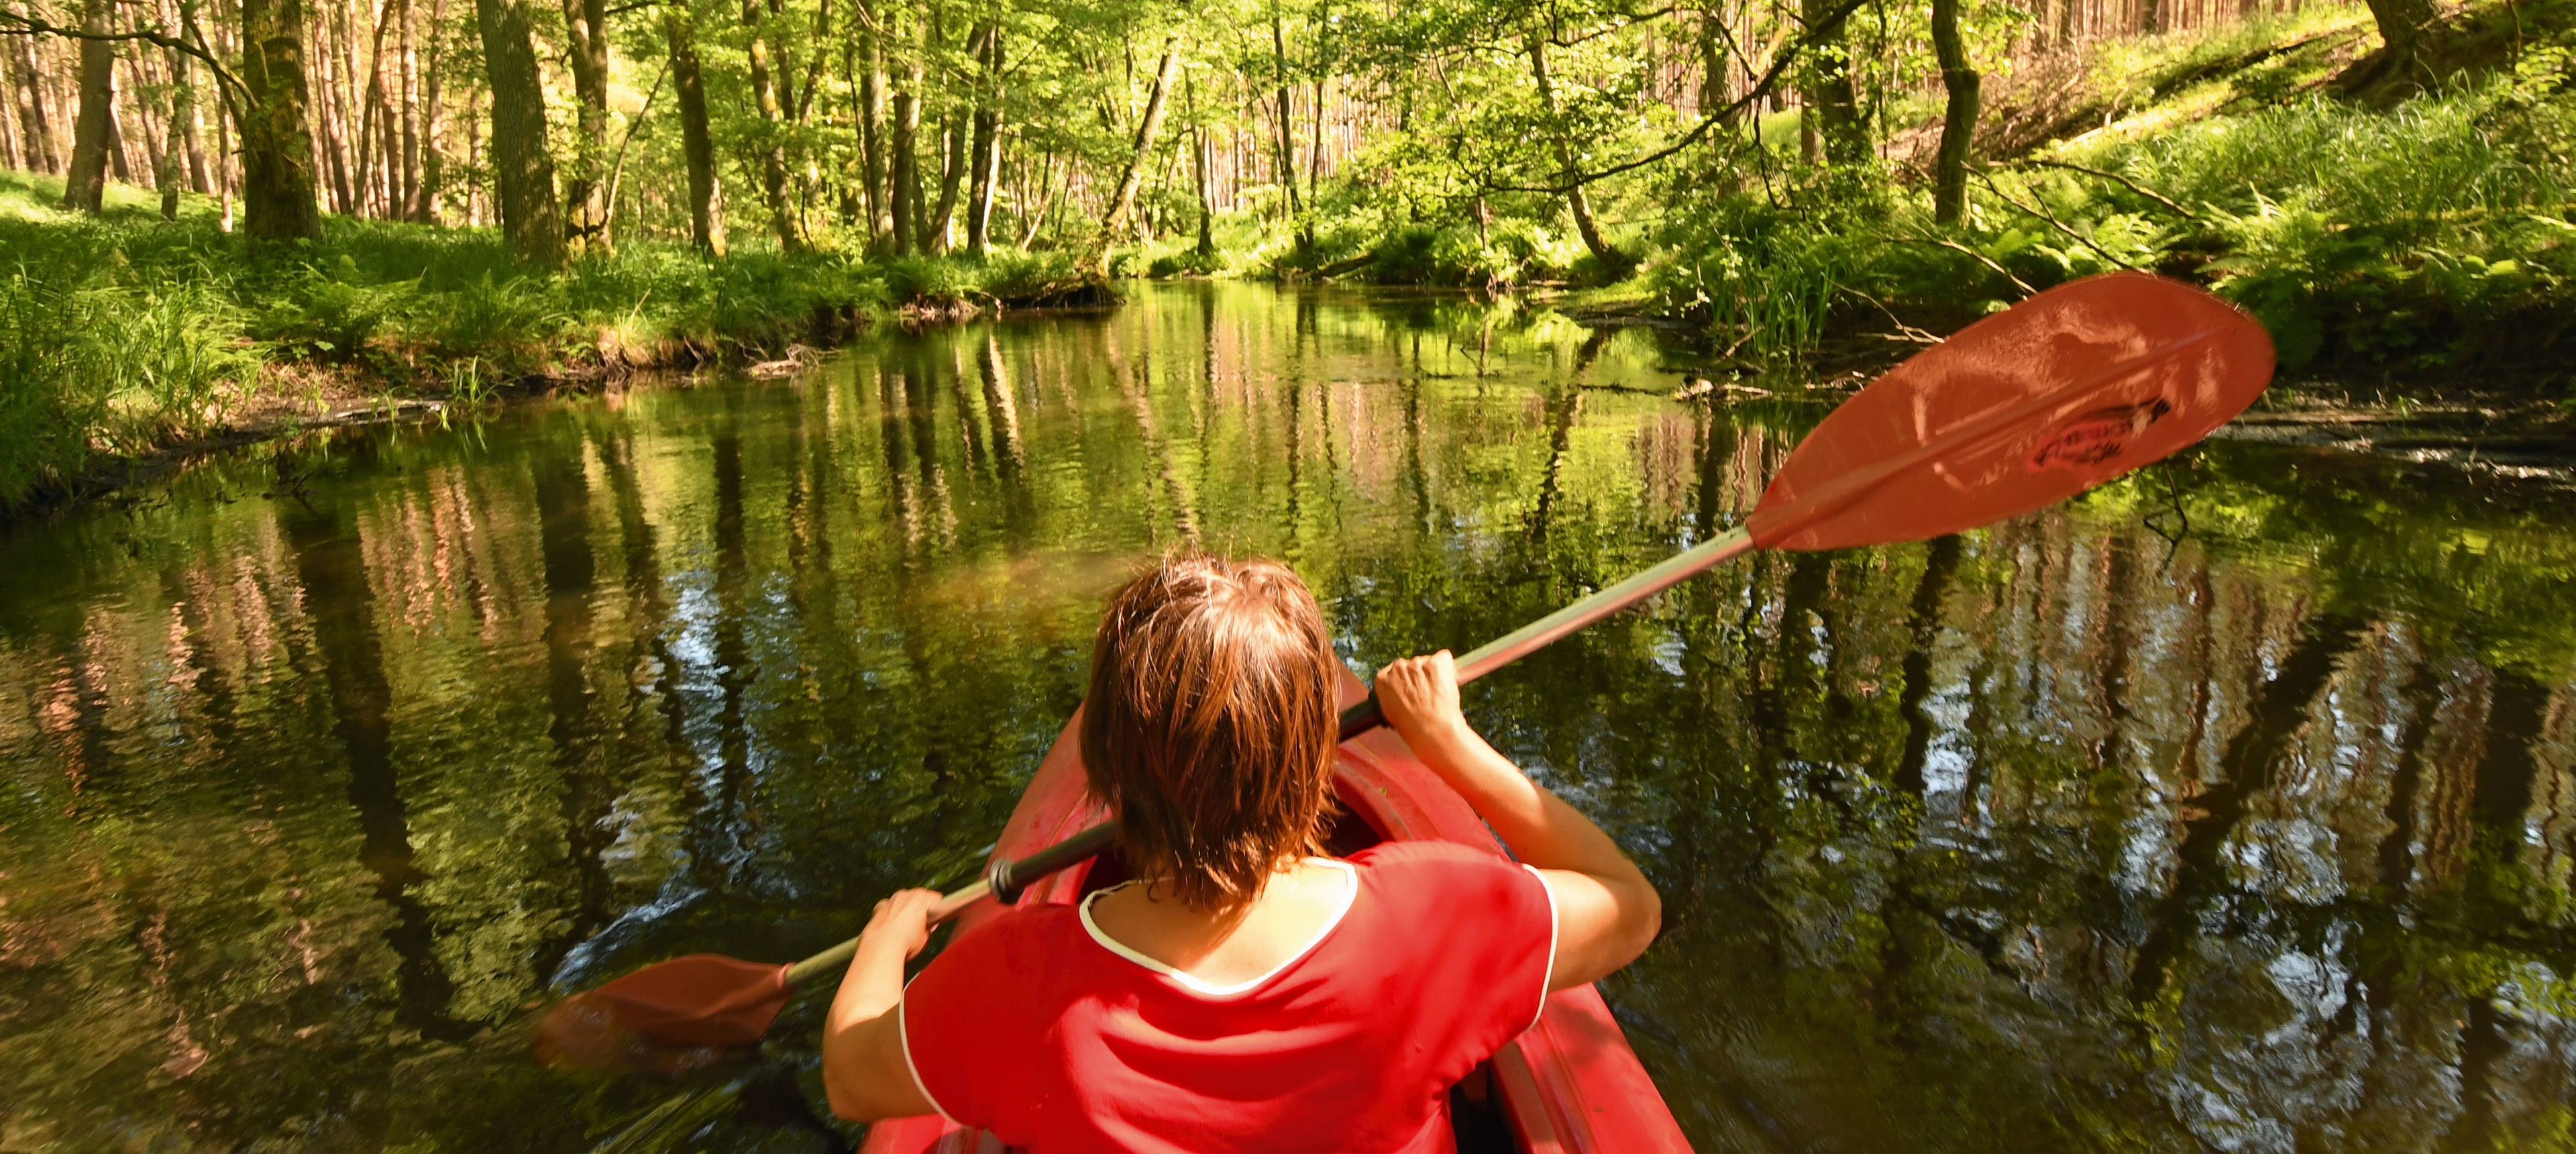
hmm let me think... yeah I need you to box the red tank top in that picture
[900,839,1558,1153]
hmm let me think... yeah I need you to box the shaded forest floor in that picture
[0,171,1096,515]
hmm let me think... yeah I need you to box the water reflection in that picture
[1,283,2571,1153]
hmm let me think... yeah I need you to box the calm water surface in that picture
[5,284,2575,1153]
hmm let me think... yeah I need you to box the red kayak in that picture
[860,671,1695,1154]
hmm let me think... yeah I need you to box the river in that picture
[3,282,2571,1153]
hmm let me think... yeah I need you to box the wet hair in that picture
[1081,551,1340,912]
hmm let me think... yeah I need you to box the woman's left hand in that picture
[860,888,943,961]
[826,887,945,1121]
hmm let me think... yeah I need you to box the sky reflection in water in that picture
[2,282,2573,1153]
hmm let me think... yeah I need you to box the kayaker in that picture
[820,552,1662,1152]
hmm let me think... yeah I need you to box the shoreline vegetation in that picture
[3,0,2572,517]
[0,170,1106,515]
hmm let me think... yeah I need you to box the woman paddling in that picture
[819,552,1662,1152]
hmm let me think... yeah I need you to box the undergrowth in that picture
[0,170,1081,511]
[1181,0,2575,389]
[1651,13,2576,381]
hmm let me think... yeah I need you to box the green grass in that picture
[1186,0,2576,387]
[0,170,1081,512]
[2069,80,2576,365]
[1641,7,2576,380]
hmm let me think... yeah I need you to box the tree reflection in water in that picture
[0,283,2569,1152]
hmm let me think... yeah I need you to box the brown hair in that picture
[1081,552,1340,912]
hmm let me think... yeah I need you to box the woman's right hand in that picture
[859,888,943,962]
[1375,651,1468,752]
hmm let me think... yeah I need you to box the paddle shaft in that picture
[1334,327,2222,740]
[1337,527,1757,739]
[780,821,1122,987]
[787,311,2240,988]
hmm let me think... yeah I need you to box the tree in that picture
[2349,0,2439,95]
[742,0,800,250]
[472,0,566,265]
[888,9,920,255]
[159,28,193,220]
[58,0,113,213]
[558,0,612,250]
[237,0,323,240]
[1797,0,1864,164]
[1269,10,1305,247]
[412,0,446,221]
[1930,0,1978,224]
[1524,32,1627,272]
[1185,72,1212,257]
[1093,38,1179,266]
[963,19,1000,256]
[853,0,888,246]
[663,1,723,253]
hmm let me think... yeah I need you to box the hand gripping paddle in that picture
[533,272,2273,1075]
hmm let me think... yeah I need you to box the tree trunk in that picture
[1187,74,1213,256]
[1307,76,1323,199]
[890,35,920,256]
[350,0,392,217]
[472,0,566,266]
[237,0,323,239]
[664,2,722,253]
[1524,34,1627,270]
[316,6,354,213]
[0,47,17,171]
[964,22,1000,256]
[164,0,209,194]
[105,38,140,185]
[1269,14,1303,232]
[60,0,114,213]
[2353,0,2437,93]
[1797,0,1864,164]
[160,41,191,219]
[215,73,231,227]
[855,0,887,246]
[741,0,799,250]
[374,81,400,215]
[1931,0,1980,224]
[9,32,58,172]
[414,0,444,221]
[1093,40,1177,260]
[926,106,967,252]
[833,13,861,227]
[462,81,479,223]
[559,0,610,250]
[1695,1,1728,117]
[1017,148,1057,248]
[397,0,417,213]
[118,44,162,187]
[312,16,350,213]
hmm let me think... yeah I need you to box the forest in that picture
[1,0,2572,510]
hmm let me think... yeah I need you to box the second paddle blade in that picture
[533,953,794,1075]
[1749,272,2275,552]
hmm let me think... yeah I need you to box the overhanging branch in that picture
[1476,0,1870,197]
[1546,5,1678,47]
[0,10,248,110]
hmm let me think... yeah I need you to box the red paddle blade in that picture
[531,953,793,1075]
[1747,272,2274,552]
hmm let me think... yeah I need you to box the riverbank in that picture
[0,170,1100,516]
[1197,0,2576,393]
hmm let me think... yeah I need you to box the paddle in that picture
[534,823,1117,1073]
[533,270,2273,1076]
